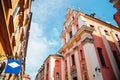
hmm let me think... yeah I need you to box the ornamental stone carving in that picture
[81,37,94,45]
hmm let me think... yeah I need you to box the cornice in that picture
[81,37,94,45]
[59,25,94,54]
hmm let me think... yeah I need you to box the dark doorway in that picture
[73,77,78,80]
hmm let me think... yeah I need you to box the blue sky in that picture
[26,0,117,80]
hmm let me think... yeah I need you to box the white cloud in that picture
[53,27,59,37]
[26,0,67,79]
[48,40,58,46]
[26,0,117,80]
[29,22,44,39]
[32,0,66,23]
[26,22,59,80]
[26,22,48,79]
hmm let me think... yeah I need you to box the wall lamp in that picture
[95,67,101,72]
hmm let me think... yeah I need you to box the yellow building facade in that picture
[0,0,33,79]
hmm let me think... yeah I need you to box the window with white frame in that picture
[71,54,75,66]
[56,72,59,80]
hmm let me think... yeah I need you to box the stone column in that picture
[49,57,55,80]
[66,53,72,80]
[44,63,47,80]
[81,32,103,80]
[74,46,82,80]
[61,58,65,80]
[99,27,120,80]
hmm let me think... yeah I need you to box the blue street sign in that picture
[5,60,22,74]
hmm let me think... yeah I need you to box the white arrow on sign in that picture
[8,62,20,68]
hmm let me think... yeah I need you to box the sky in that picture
[25,0,117,80]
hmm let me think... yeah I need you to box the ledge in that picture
[81,37,94,45]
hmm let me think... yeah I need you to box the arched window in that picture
[56,72,59,80]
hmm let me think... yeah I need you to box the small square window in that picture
[115,34,120,40]
[69,31,72,38]
[90,25,94,28]
[104,30,109,35]
[72,16,74,20]
[71,54,75,66]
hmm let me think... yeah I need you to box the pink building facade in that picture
[36,8,120,80]
[43,54,63,80]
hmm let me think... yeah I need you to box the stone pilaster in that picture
[99,27,120,80]
[81,29,103,80]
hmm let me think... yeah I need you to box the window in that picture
[112,51,120,71]
[65,60,67,68]
[115,34,120,46]
[64,38,66,44]
[80,50,84,60]
[82,64,86,70]
[71,54,75,65]
[55,60,59,62]
[97,48,106,67]
[69,31,73,38]
[90,25,96,31]
[115,34,120,40]
[76,24,79,31]
[73,77,78,80]
[118,41,120,47]
[84,73,88,80]
[47,63,49,71]
[104,30,109,35]
[56,72,59,80]
[90,25,94,28]
[72,16,74,20]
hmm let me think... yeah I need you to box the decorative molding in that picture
[73,46,78,50]
[81,37,94,45]
[66,53,70,57]
[59,25,94,53]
